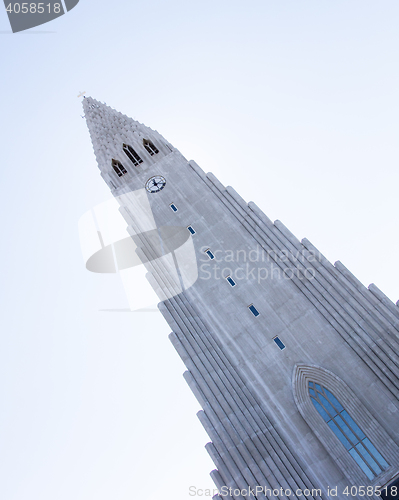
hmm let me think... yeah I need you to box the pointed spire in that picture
[83,97,140,167]
[82,97,175,191]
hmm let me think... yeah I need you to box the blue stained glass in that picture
[349,449,375,480]
[340,410,365,440]
[226,276,236,287]
[249,305,260,317]
[206,250,215,260]
[319,394,338,418]
[328,420,352,450]
[187,226,196,235]
[356,442,382,475]
[309,383,389,479]
[362,438,389,468]
[273,337,286,350]
[324,388,344,412]
[334,415,357,445]
[170,204,178,212]
[311,398,330,422]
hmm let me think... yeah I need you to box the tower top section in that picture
[82,97,175,191]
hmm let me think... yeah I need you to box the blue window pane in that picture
[170,204,178,212]
[309,386,388,480]
[362,438,389,469]
[311,398,330,422]
[324,388,344,412]
[226,276,236,287]
[206,250,215,260]
[348,449,375,480]
[248,305,260,317]
[356,442,382,475]
[273,336,286,350]
[187,226,196,235]
[327,420,352,450]
[334,415,358,445]
[340,410,365,440]
[319,394,339,418]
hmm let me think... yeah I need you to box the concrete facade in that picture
[83,97,399,500]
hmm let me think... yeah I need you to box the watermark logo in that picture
[198,245,317,284]
[78,189,199,312]
[78,188,318,312]
[3,0,79,33]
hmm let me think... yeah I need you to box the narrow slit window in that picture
[143,139,159,156]
[273,336,286,350]
[205,249,215,260]
[248,304,260,317]
[187,226,196,235]
[123,144,143,166]
[112,159,127,177]
[226,276,236,287]
[309,382,389,479]
[170,203,178,212]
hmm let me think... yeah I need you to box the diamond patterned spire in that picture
[82,97,174,190]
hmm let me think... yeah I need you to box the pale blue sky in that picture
[1,1,398,499]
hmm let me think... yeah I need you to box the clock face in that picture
[146,175,166,193]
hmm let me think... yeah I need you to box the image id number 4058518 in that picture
[5,3,62,13]
[343,485,398,496]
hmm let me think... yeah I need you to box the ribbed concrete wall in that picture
[83,97,399,500]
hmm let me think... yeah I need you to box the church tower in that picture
[83,97,399,500]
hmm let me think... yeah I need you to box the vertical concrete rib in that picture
[200,174,399,396]
[164,293,325,497]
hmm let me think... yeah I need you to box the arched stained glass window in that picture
[308,381,389,480]
[123,144,143,167]
[112,159,127,177]
[143,138,159,156]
